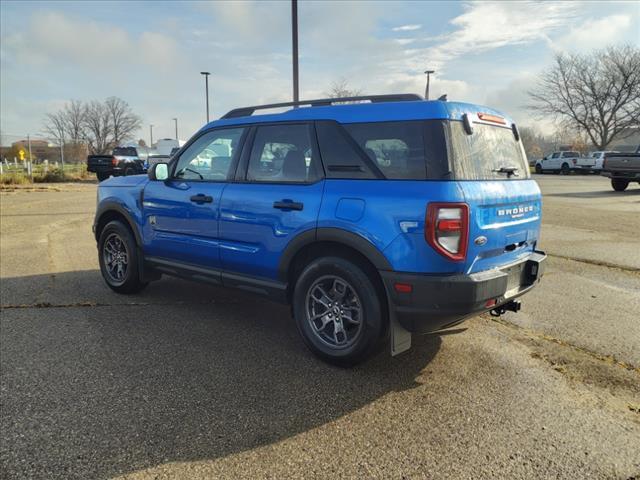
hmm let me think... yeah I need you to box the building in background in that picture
[0,138,88,163]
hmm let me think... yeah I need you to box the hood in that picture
[100,174,149,188]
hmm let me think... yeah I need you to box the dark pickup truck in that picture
[601,146,640,191]
[87,147,147,182]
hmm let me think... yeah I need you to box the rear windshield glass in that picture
[113,147,137,157]
[449,122,529,180]
[342,120,449,180]
[562,151,579,158]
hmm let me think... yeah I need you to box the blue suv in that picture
[93,94,546,366]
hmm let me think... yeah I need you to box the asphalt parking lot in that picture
[1,174,639,479]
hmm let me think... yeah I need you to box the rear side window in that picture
[449,122,530,180]
[344,121,426,179]
[247,124,318,183]
[315,121,377,179]
[113,147,137,157]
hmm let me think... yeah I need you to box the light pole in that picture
[172,118,178,140]
[149,124,154,147]
[291,0,299,103]
[424,69,435,100]
[200,72,211,122]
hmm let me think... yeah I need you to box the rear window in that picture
[113,147,137,157]
[562,151,579,158]
[449,122,530,180]
[342,121,448,180]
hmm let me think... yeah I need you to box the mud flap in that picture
[390,307,411,356]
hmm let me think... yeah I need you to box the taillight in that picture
[425,203,469,261]
[572,159,577,165]
[111,157,118,166]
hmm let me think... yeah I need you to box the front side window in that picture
[174,127,245,181]
[247,124,318,183]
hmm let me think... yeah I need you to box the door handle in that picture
[190,194,213,204]
[273,200,304,211]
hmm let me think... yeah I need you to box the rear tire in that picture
[611,179,629,192]
[124,167,135,176]
[96,172,110,182]
[292,256,385,367]
[98,220,148,294]
[561,163,570,175]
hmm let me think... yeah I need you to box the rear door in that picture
[218,123,324,283]
[448,120,542,274]
[142,127,246,270]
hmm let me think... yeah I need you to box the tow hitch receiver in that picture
[490,300,521,317]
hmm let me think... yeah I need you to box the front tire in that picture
[611,179,629,191]
[292,257,385,366]
[535,164,542,174]
[98,221,147,294]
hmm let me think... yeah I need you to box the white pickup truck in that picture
[586,151,618,171]
[535,151,593,174]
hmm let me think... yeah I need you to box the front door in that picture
[219,123,324,282]
[142,127,247,270]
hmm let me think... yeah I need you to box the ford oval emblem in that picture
[474,236,487,246]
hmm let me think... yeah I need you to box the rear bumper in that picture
[381,251,546,333]
[87,165,123,174]
[601,171,640,180]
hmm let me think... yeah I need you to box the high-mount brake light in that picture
[425,203,469,261]
[477,113,506,125]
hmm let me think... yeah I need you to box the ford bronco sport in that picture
[93,94,546,366]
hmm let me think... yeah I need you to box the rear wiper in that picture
[492,166,519,177]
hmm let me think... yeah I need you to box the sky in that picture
[1,0,638,144]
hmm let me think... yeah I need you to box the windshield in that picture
[113,147,137,157]
[449,122,530,180]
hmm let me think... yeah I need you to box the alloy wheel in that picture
[305,275,363,349]
[103,233,129,283]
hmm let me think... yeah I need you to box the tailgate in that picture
[87,156,114,168]
[605,155,640,173]
[459,180,542,273]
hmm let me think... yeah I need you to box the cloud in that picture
[421,1,579,71]
[552,14,632,52]
[2,11,182,72]
[392,24,422,32]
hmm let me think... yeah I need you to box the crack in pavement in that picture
[0,299,244,310]
[546,253,640,274]
[489,315,640,374]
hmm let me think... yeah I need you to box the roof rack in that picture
[221,93,423,119]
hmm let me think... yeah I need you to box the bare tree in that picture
[63,100,86,144]
[105,97,142,146]
[63,100,87,161]
[325,78,363,98]
[42,111,66,149]
[83,100,113,154]
[42,97,142,157]
[528,45,640,150]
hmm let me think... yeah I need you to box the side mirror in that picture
[149,162,169,181]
